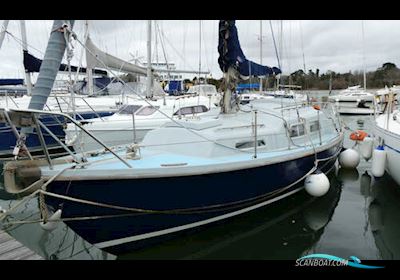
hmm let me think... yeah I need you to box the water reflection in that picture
[367,173,400,259]
[337,167,360,183]
[0,197,115,260]
[119,171,342,260]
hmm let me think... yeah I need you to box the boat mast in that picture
[222,68,237,114]
[0,20,9,50]
[85,20,94,96]
[155,21,159,67]
[269,20,281,90]
[199,20,202,85]
[279,20,283,89]
[19,20,33,96]
[299,21,306,74]
[259,20,263,92]
[146,20,152,98]
[361,20,366,91]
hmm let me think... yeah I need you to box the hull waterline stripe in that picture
[384,144,400,154]
[375,125,400,153]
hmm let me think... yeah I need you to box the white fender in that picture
[338,148,360,169]
[359,137,374,161]
[304,172,330,197]
[40,209,62,231]
[371,146,386,177]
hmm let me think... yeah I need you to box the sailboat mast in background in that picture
[19,20,33,96]
[361,20,366,91]
[259,20,263,92]
[199,20,202,84]
[146,20,152,98]
[85,20,94,96]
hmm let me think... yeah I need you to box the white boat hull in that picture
[335,104,375,115]
[374,123,400,186]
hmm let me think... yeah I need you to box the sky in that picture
[1,20,400,81]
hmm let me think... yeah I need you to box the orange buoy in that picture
[313,104,321,110]
[350,130,368,141]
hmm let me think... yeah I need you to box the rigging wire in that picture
[269,20,282,70]
[299,20,306,73]
[182,21,187,72]
[202,20,211,77]
[199,20,202,83]
[158,22,198,73]
[72,33,254,155]
[155,21,171,80]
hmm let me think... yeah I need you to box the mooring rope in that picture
[0,143,342,228]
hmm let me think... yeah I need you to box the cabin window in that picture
[289,123,305,137]
[174,107,193,115]
[118,105,142,115]
[310,121,320,132]
[136,106,159,116]
[235,140,266,149]
[193,105,209,114]
[173,105,209,116]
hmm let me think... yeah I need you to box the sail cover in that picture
[218,20,281,77]
[85,36,148,76]
[75,77,120,91]
[0,79,24,86]
[23,50,107,76]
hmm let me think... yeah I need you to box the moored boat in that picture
[373,91,400,185]
[1,20,344,255]
[328,85,376,115]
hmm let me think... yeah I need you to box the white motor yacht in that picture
[328,85,376,115]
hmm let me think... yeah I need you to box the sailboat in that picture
[62,21,222,153]
[237,21,306,105]
[1,20,343,254]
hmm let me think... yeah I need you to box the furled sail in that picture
[28,20,75,111]
[218,20,281,78]
[23,50,107,76]
[85,36,148,76]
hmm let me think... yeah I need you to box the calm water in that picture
[1,90,400,260]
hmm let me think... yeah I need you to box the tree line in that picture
[203,62,400,91]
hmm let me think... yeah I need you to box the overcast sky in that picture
[1,20,400,81]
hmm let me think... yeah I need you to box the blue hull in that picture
[0,110,115,157]
[45,143,341,254]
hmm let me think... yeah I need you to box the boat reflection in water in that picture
[0,196,115,260]
[366,171,400,259]
[337,167,360,184]
[119,169,342,260]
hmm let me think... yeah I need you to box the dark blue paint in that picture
[45,142,341,254]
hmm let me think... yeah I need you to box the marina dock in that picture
[0,230,43,260]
